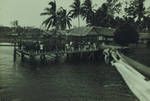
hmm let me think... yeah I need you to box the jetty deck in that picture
[14,42,129,62]
[13,43,105,63]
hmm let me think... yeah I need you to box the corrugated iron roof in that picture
[67,26,115,37]
[94,27,115,37]
[44,27,115,37]
[67,27,93,36]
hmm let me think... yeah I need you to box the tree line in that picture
[41,0,150,32]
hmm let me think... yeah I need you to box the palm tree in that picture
[70,0,82,27]
[58,8,72,30]
[94,3,108,26]
[40,0,57,30]
[41,1,72,30]
[81,0,94,25]
[93,0,121,27]
[146,7,150,17]
[106,0,121,16]
[125,0,145,23]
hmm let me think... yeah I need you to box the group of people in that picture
[103,48,121,64]
[17,40,99,54]
[18,41,44,53]
[65,41,98,52]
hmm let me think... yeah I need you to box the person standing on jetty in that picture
[40,42,44,53]
[103,48,120,64]
[35,41,40,53]
[103,48,111,64]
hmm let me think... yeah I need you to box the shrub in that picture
[114,23,139,46]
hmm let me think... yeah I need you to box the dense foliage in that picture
[114,23,139,46]
[40,0,150,32]
[40,1,72,30]
[2,0,150,40]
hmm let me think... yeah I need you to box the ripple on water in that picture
[0,46,138,101]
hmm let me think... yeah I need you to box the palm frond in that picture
[42,17,51,26]
[40,12,50,16]
[44,7,51,11]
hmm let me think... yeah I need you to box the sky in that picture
[0,0,150,28]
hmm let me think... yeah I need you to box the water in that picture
[0,46,137,101]
[0,43,13,46]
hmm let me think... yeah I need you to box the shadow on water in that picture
[15,50,105,69]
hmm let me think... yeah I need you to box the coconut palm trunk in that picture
[78,15,80,27]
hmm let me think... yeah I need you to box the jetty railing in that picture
[13,41,102,63]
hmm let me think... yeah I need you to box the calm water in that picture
[0,46,137,101]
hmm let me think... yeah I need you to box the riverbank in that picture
[0,38,14,43]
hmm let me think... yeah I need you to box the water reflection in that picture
[0,46,137,101]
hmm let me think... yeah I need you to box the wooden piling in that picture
[29,54,35,64]
[40,54,47,64]
[13,41,17,62]
[21,52,25,62]
[80,52,83,60]
[13,47,17,62]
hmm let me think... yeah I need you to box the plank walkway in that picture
[15,47,100,57]
[15,44,128,57]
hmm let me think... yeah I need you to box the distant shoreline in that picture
[0,38,14,43]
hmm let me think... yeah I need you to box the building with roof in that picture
[139,32,150,44]
[64,26,115,44]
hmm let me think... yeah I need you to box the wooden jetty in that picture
[13,37,130,64]
[13,43,104,64]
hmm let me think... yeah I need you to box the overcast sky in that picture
[0,0,150,28]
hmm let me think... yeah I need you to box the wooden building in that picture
[63,26,115,44]
[139,32,150,44]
